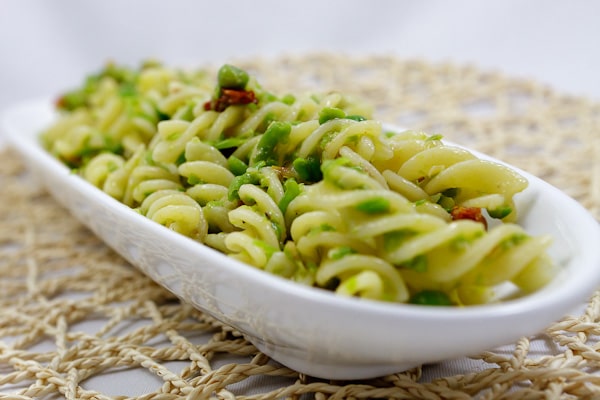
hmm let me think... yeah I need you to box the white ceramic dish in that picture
[2,99,600,380]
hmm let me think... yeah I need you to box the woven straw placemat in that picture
[1,53,599,399]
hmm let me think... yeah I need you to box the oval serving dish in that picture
[2,98,600,380]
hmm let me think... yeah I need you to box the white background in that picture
[0,0,599,115]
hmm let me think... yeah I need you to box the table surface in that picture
[0,2,599,398]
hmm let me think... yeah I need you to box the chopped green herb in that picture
[321,157,350,175]
[319,131,337,149]
[488,206,513,219]
[228,169,261,201]
[118,82,137,97]
[144,151,156,166]
[321,157,369,189]
[104,136,123,154]
[293,155,322,182]
[106,161,120,173]
[383,230,416,252]
[177,104,194,121]
[260,91,278,103]
[402,254,428,272]
[166,131,181,141]
[278,178,301,213]
[329,246,356,260]
[271,221,284,242]
[306,260,318,272]
[345,115,367,122]
[253,240,278,260]
[426,134,444,141]
[409,290,453,306]
[72,135,124,165]
[187,174,202,185]
[356,197,390,214]
[442,187,459,197]
[213,136,249,150]
[500,233,529,250]
[227,156,248,176]
[308,224,336,235]
[450,234,471,251]
[175,152,186,166]
[259,112,277,132]
[56,62,139,111]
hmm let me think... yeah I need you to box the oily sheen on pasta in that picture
[41,61,557,306]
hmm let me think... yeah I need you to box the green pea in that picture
[214,136,248,150]
[251,121,291,166]
[217,64,249,89]
[318,107,346,124]
[228,170,261,201]
[437,195,455,211]
[281,94,296,105]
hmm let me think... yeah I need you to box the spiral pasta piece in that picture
[224,180,288,268]
[82,153,125,189]
[41,61,557,306]
[138,189,207,241]
[126,164,182,206]
[151,114,219,164]
[317,255,409,302]
[285,155,555,305]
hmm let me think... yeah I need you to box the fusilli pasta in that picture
[41,61,557,306]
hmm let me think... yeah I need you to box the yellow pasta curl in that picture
[41,61,557,306]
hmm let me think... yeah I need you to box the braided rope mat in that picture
[1,53,599,399]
